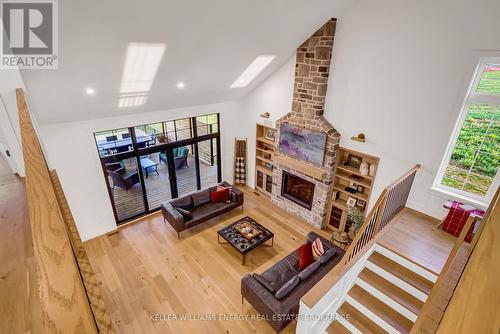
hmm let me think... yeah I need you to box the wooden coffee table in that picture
[217,216,274,265]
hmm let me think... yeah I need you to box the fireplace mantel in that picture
[272,153,328,181]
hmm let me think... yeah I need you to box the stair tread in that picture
[326,320,351,334]
[369,251,433,295]
[338,302,386,334]
[349,284,414,334]
[359,267,424,315]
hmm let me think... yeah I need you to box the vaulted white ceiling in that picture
[20,0,352,124]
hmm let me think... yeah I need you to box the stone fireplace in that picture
[281,171,315,210]
[271,18,340,228]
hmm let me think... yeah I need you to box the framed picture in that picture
[278,123,327,166]
[345,154,362,168]
[357,185,365,193]
[332,190,339,200]
[264,128,276,142]
[356,199,366,211]
[346,197,357,207]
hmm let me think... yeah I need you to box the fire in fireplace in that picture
[281,171,315,210]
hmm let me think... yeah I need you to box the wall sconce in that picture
[260,112,270,119]
[351,133,366,143]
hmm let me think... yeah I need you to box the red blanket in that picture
[442,201,484,243]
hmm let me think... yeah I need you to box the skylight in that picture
[118,43,166,108]
[230,55,276,88]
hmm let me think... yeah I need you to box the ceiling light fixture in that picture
[118,43,166,108]
[230,55,276,88]
[177,82,185,89]
[85,88,95,95]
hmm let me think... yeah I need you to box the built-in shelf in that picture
[336,165,373,181]
[257,137,274,146]
[332,198,348,211]
[256,155,273,165]
[335,169,372,188]
[256,165,273,176]
[255,124,277,196]
[326,147,379,233]
[256,147,274,155]
[333,183,369,202]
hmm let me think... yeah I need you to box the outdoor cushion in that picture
[275,275,300,300]
[319,249,337,264]
[253,273,275,293]
[298,261,321,281]
[192,189,211,207]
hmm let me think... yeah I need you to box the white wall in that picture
[242,56,295,187]
[242,0,500,219]
[40,101,242,241]
[0,51,26,176]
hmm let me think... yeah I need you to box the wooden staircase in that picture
[327,246,437,334]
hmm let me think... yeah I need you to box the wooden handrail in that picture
[302,164,421,307]
[17,89,98,333]
[411,186,499,334]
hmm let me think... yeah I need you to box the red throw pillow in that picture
[210,187,230,203]
[298,243,314,271]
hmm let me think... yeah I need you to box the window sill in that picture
[430,186,488,210]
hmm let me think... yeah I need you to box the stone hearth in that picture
[271,18,340,228]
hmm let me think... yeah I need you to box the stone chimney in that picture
[272,19,340,227]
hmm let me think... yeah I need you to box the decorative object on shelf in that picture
[346,181,358,193]
[157,133,168,143]
[369,163,376,177]
[347,206,365,237]
[345,153,362,168]
[350,133,366,143]
[359,162,369,176]
[264,128,276,142]
[356,199,366,211]
[234,138,247,185]
[278,122,327,166]
[346,197,357,207]
[356,184,365,193]
[260,112,270,119]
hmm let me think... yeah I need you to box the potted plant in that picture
[347,207,365,239]
[157,133,168,143]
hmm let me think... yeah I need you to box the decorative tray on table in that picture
[234,221,263,240]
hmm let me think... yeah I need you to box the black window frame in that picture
[94,113,222,225]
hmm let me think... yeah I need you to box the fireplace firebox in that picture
[281,171,315,210]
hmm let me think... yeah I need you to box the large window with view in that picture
[94,113,221,224]
[434,58,500,206]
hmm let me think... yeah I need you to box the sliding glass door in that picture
[140,152,172,210]
[95,113,222,225]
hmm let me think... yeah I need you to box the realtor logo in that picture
[1,0,58,69]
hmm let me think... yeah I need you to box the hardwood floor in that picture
[0,156,40,334]
[85,187,331,333]
[378,209,458,275]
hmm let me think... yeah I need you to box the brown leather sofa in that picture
[241,232,345,332]
[161,181,244,238]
